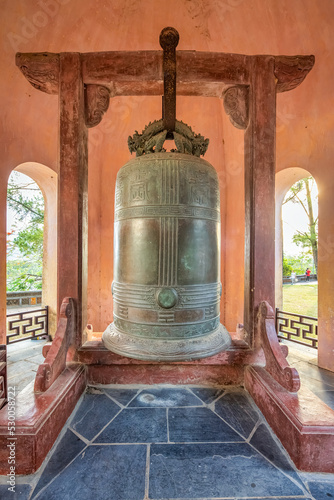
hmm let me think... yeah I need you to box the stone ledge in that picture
[0,364,86,475]
[245,365,334,472]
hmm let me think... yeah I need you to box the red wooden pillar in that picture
[244,56,276,345]
[0,177,7,407]
[58,53,88,347]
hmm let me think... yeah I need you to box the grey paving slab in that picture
[7,359,39,375]
[33,445,147,500]
[0,484,31,500]
[24,353,45,365]
[95,407,168,443]
[0,376,333,499]
[214,390,260,439]
[307,480,334,499]
[102,387,139,406]
[250,422,303,485]
[169,406,242,443]
[190,387,226,404]
[70,393,121,440]
[7,340,46,362]
[311,390,334,411]
[31,428,86,498]
[128,387,203,407]
[300,376,334,393]
[149,442,306,499]
[296,364,334,388]
[7,372,36,393]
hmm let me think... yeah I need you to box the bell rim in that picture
[102,322,231,362]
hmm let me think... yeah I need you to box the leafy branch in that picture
[7,173,44,291]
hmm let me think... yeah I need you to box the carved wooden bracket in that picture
[85,84,111,128]
[34,297,76,393]
[222,85,249,129]
[257,301,300,392]
[274,55,315,93]
[15,51,314,97]
[16,52,60,94]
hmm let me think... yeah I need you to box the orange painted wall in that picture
[1,0,334,368]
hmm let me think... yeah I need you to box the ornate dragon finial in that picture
[128,119,209,157]
[128,28,209,158]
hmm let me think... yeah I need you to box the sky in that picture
[282,181,318,257]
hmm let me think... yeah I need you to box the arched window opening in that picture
[5,164,57,393]
[281,176,318,318]
[275,169,319,351]
[6,163,58,342]
[7,171,44,293]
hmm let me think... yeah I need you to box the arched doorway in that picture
[7,163,57,337]
[275,168,317,311]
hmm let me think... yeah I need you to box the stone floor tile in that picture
[149,442,306,499]
[214,391,260,438]
[34,445,147,500]
[190,387,225,404]
[297,364,334,388]
[128,387,203,407]
[311,390,334,411]
[250,423,303,484]
[70,393,121,440]
[307,480,334,499]
[7,372,35,393]
[300,376,334,393]
[7,340,46,363]
[95,407,167,443]
[31,429,86,498]
[7,359,40,375]
[24,353,45,365]
[102,388,139,406]
[0,484,31,500]
[169,407,242,443]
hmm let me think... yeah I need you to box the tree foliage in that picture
[7,172,44,291]
[282,257,292,277]
[284,254,314,276]
[283,176,318,273]
[7,260,42,291]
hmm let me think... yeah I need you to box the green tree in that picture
[283,177,318,273]
[7,172,44,291]
[284,254,313,276]
[7,260,43,291]
[282,257,292,277]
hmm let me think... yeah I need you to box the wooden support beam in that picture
[16,51,314,96]
[244,56,276,344]
[58,53,88,348]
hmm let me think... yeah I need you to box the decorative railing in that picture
[275,308,318,349]
[6,290,42,307]
[6,306,49,344]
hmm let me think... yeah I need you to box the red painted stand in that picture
[77,338,263,386]
[0,365,85,475]
[245,366,334,472]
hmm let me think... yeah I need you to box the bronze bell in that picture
[103,126,231,360]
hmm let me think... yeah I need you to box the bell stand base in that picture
[102,323,232,362]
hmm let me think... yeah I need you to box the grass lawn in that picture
[282,283,318,318]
